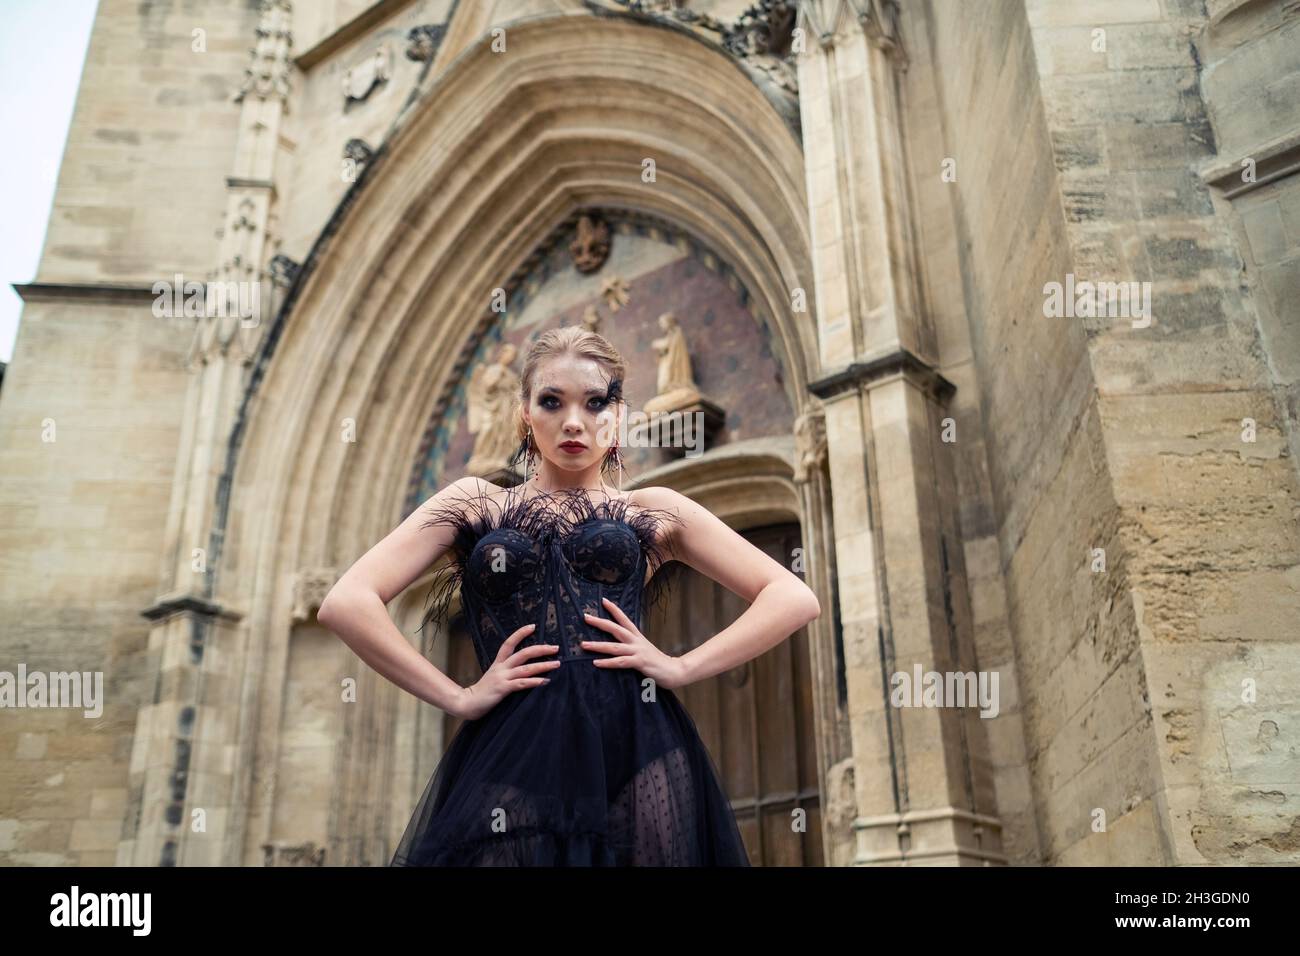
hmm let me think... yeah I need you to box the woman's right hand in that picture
[453,623,560,721]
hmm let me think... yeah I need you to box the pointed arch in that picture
[216,9,816,860]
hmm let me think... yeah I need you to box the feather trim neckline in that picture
[415,483,684,639]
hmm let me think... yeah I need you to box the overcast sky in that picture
[0,0,99,364]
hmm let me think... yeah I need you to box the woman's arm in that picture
[317,476,492,716]
[638,486,821,686]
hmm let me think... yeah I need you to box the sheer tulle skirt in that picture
[390,658,750,866]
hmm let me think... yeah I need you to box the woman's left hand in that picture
[582,597,688,690]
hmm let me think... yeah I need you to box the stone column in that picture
[798,0,1003,864]
[123,0,294,866]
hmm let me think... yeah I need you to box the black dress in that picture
[389,484,751,866]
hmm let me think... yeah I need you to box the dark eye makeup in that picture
[538,394,611,411]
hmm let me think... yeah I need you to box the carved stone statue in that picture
[405,24,446,63]
[569,215,611,273]
[601,274,629,312]
[464,342,521,475]
[342,44,392,103]
[292,568,338,624]
[643,312,701,415]
[793,401,828,484]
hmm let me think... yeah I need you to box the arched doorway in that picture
[199,8,827,867]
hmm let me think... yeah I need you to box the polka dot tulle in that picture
[391,485,750,866]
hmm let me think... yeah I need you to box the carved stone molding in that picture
[608,0,801,95]
[292,568,338,623]
[808,347,955,402]
[1201,130,1300,199]
[798,0,905,63]
[268,253,301,288]
[13,281,160,304]
[262,841,326,866]
[234,0,294,104]
[343,138,375,168]
[140,591,244,624]
[721,0,799,58]
[405,23,447,62]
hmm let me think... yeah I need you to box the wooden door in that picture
[644,522,821,866]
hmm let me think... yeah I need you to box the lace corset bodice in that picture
[417,486,681,674]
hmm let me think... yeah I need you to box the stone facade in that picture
[0,0,1295,865]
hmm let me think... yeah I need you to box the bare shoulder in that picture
[454,475,504,498]
[627,486,695,549]
[627,485,687,512]
[442,475,504,503]
[419,475,506,521]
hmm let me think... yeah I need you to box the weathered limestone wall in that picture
[278,0,451,262]
[296,0,386,53]
[900,1,1047,866]
[0,0,257,865]
[921,0,1155,864]
[35,0,253,282]
[919,0,1300,863]
[1200,0,1300,156]
[1026,0,1300,862]
[0,298,194,864]
[1198,0,1300,474]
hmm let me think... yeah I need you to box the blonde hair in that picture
[510,326,627,474]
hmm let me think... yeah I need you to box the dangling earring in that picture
[526,427,538,482]
[606,436,624,492]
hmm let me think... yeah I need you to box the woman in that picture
[318,326,821,865]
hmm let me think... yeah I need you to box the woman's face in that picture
[524,354,620,472]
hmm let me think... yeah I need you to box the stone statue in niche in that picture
[644,312,701,415]
[465,342,521,476]
[633,310,726,455]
